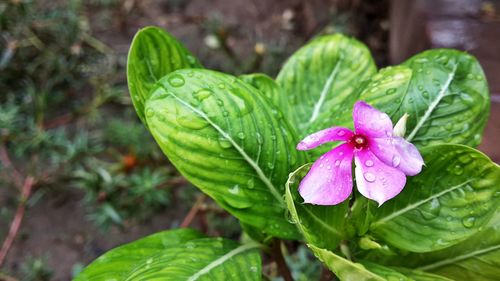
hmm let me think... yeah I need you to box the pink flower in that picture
[297,101,424,206]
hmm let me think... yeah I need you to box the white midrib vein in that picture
[187,243,261,281]
[302,206,343,237]
[308,59,342,124]
[370,181,470,228]
[166,89,285,206]
[406,64,458,141]
[417,244,500,271]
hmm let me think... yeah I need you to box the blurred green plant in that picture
[19,255,53,281]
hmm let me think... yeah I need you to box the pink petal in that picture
[369,137,424,176]
[298,143,354,205]
[297,127,354,150]
[353,101,393,138]
[354,148,406,206]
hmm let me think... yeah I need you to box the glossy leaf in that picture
[391,268,454,281]
[284,164,349,250]
[124,238,262,280]
[369,144,500,252]
[74,229,205,280]
[358,49,489,148]
[145,69,303,239]
[276,34,376,137]
[127,26,202,126]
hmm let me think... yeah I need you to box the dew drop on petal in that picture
[363,172,376,182]
[392,155,401,167]
[365,160,374,167]
[337,130,345,136]
[334,160,341,166]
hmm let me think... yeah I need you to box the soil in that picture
[1,0,499,280]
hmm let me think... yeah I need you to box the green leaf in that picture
[284,164,349,250]
[358,261,412,281]
[124,238,262,280]
[127,26,202,126]
[239,73,290,119]
[144,69,303,239]
[369,144,500,252]
[276,34,376,137]
[358,49,489,148]
[74,228,205,280]
[308,245,394,281]
[391,268,454,281]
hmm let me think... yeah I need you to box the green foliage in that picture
[79,25,496,281]
[143,69,303,239]
[74,228,262,281]
[74,163,172,229]
[19,255,53,281]
[276,34,377,140]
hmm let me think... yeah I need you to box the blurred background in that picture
[0,0,498,280]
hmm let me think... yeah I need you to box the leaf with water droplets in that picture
[145,69,305,239]
[357,49,489,149]
[127,26,203,127]
[368,144,500,253]
[75,229,262,281]
[276,34,376,143]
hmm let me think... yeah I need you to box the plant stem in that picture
[180,195,206,228]
[0,176,34,267]
[270,239,294,281]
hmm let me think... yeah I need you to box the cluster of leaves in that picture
[72,25,499,281]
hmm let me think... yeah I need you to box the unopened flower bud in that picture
[393,113,409,138]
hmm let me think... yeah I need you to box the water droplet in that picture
[146,109,155,118]
[229,185,240,194]
[237,132,246,139]
[267,162,275,169]
[453,164,463,175]
[418,85,424,91]
[422,91,429,98]
[365,160,374,167]
[218,83,226,89]
[444,123,453,131]
[419,198,441,220]
[466,73,474,80]
[462,216,476,228]
[168,74,185,87]
[247,178,255,189]
[192,88,213,102]
[363,172,376,182]
[222,110,229,117]
[218,137,232,148]
[475,75,483,81]
[335,160,341,166]
[337,130,345,136]
[392,155,401,167]
[256,133,263,144]
[386,88,397,95]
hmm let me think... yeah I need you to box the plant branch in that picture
[270,239,294,281]
[0,143,23,188]
[0,176,34,267]
[180,195,206,228]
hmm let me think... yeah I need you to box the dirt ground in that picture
[2,0,499,280]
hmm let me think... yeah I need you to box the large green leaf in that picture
[391,268,454,281]
[369,144,500,252]
[127,26,202,126]
[276,34,376,137]
[75,229,262,281]
[144,69,303,239]
[284,164,349,250]
[74,229,204,280]
[357,49,489,148]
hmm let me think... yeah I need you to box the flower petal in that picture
[353,101,393,138]
[298,143,354,205]
[369,137,424,176]
[354,148,406,206]
[297,127,354,150]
